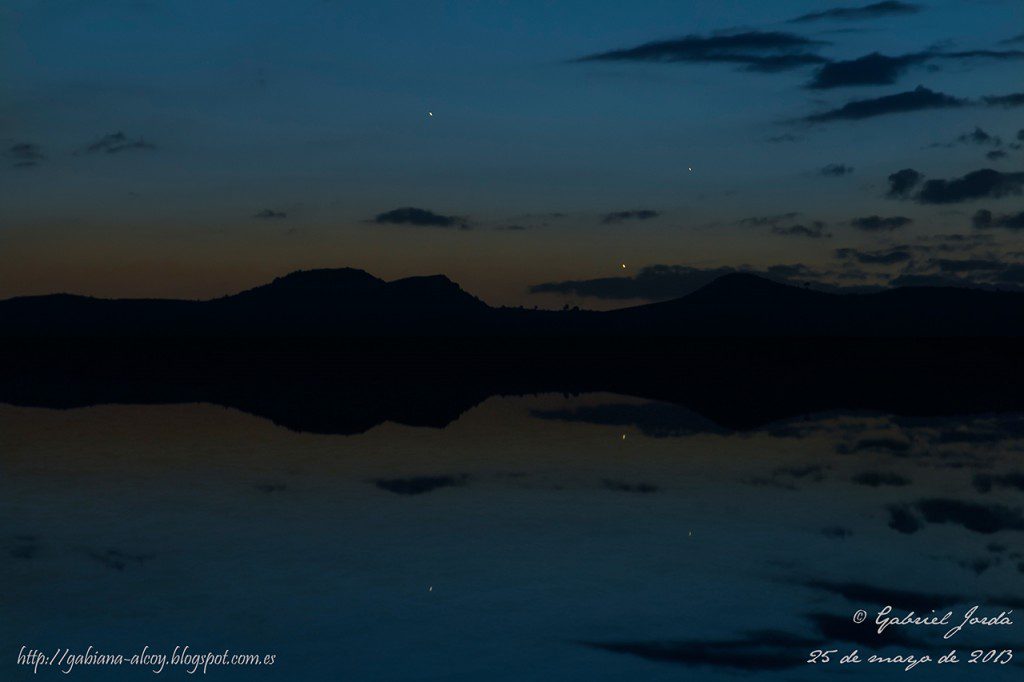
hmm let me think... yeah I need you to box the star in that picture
[687,167,692,172]
[428,111,434,117]
[620,263,627,269]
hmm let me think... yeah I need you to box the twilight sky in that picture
[2,0,1023,309]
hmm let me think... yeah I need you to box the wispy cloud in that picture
[915,169,1024,204]
[808,50,1024,89]
[84,132,155,154]
[372,207,469,229]
[790,1,920,24]
[805,86,965,122]
[574,31,828,72]
[820,163,854,177]
[850,215,912,231]
[254,209,287,219]
[7,142,44,168]
[601,209,660,224]
[973,209,1024,230]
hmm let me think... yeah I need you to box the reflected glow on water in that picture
[2,394,1022,680]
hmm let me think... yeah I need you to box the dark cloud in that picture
[808,52,920,89]
[987,150,1008,160]
[983,92,1024,108]
[575,31,828,72]
[529,264,737,300]
[835,247,912,265]
[764,263,822,279]
[805,86,965,122]
[85,132,155,154]
[373,475,468,495]
[956,127,1001,146]
[737,212,800,227]
[887,168,923,197]
[916,169,1024,204]
[372,207,469,229]
[808,51,1024,89]
[973,209,1024,230]
[7,143,44,167]
[253,209,287,219]
[601,209,660,224]
[771,222,830,238]
[820,163,853,177]
[790,1,921,23]
[930,258,1004,273]
[850,215,912,231]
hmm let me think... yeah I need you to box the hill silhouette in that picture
[3,269,1024,431]
[2,268,1023,339]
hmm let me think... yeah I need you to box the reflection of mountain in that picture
[4,268,1024,433]
[2,339,1022,434]
[3,269,1024,337]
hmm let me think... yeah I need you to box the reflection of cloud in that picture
[584,631,816,672]
[908,498,1024,534]
[973,472,1024,493]
[373,475,468,495]
[83,548,153,571]
[530,402,725,437]
[602,479,658,493]
[822,526,854,540]
[797,579,960,611]
[852,471,911,486]
[887,504,924,533]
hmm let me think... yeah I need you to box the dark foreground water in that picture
[2,393,1022,680]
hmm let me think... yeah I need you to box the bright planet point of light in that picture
[620,263,626,269]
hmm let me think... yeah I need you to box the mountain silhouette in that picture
[2,268,1023,339]
[3,269,1024,432]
